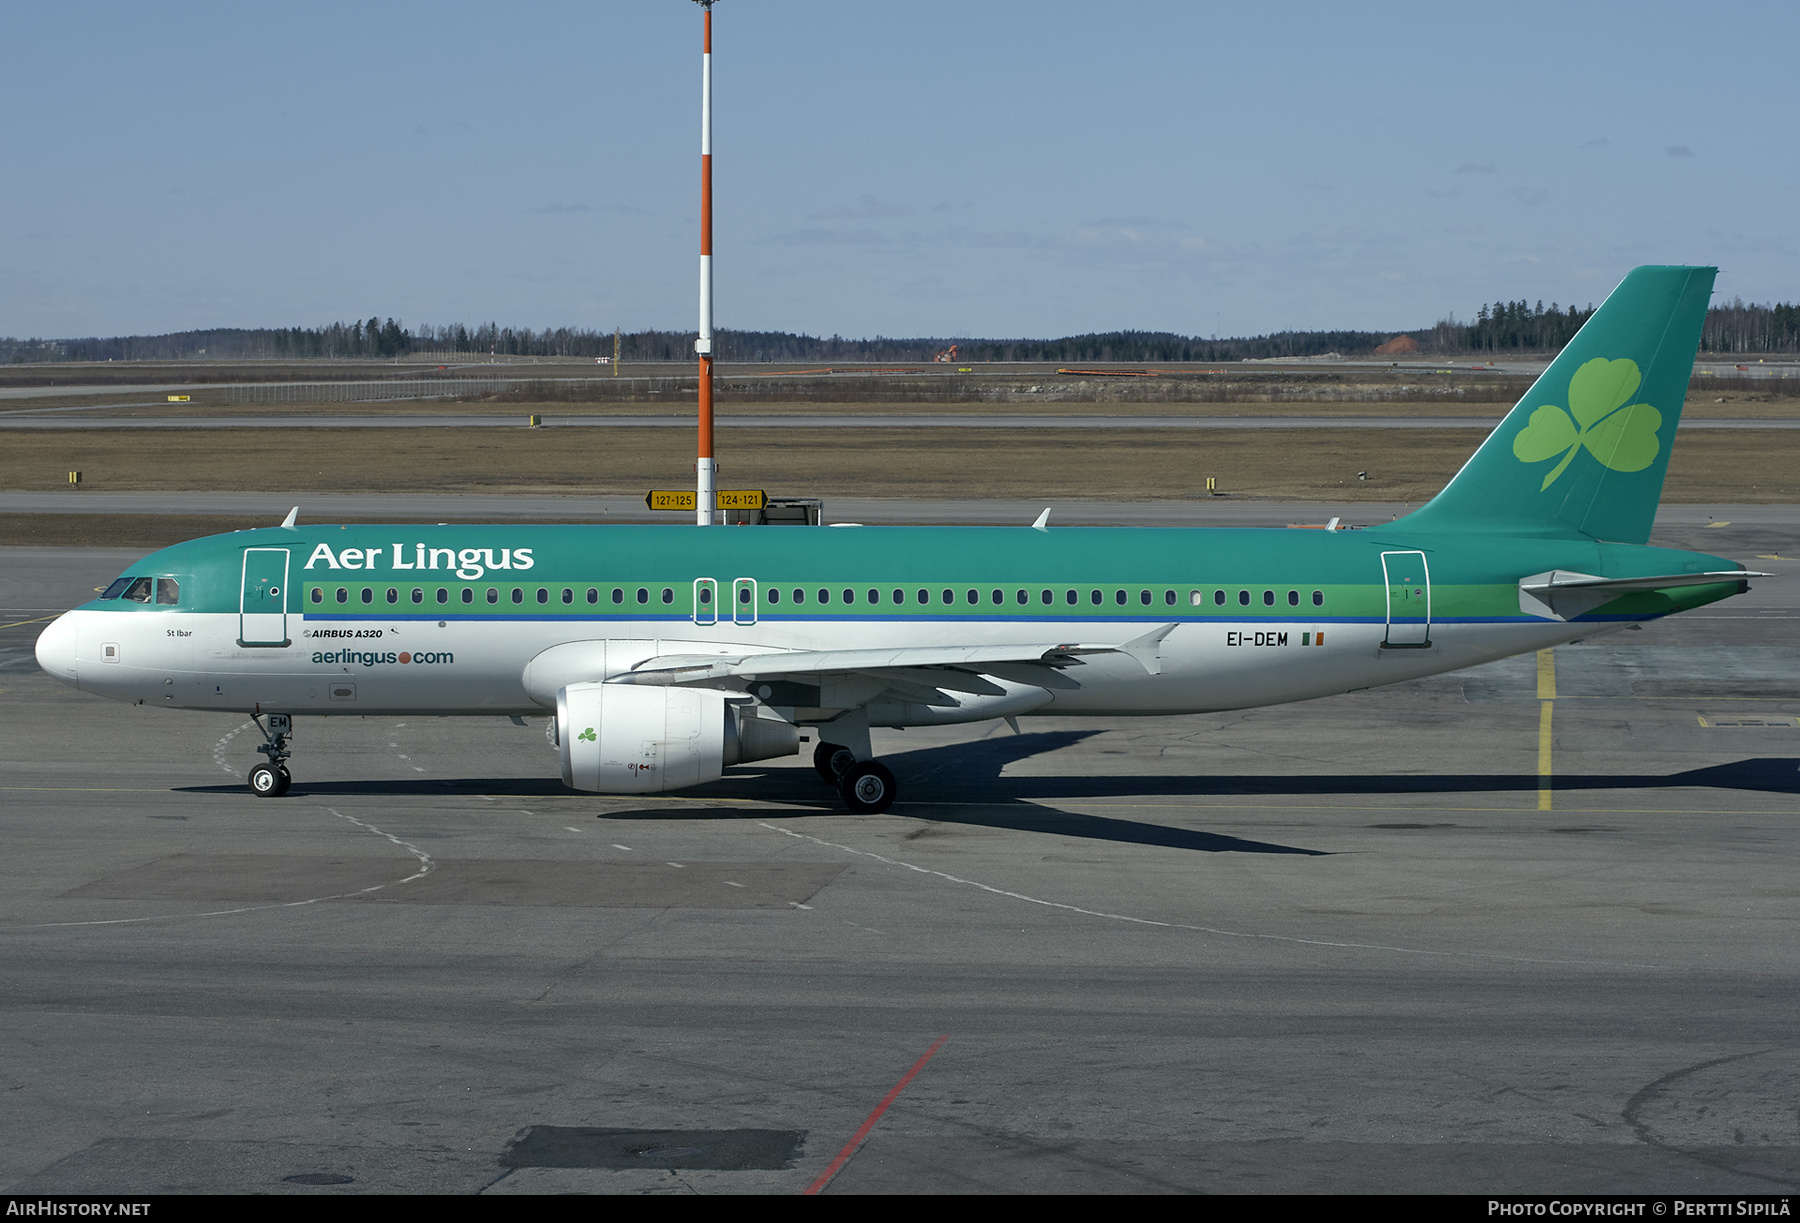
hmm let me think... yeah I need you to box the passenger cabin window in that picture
[336,588,348,604]
[562,588,573,604]
[487,588,498,604]
[460,588,473,604]
[538,589,550,604]
[1312,590,1324,606]
[513,588,525,604]
[412,589,423,604]
[661,588,673,605]
[156,578,180,605]
[436,589,448,604]
[365,588,377,605]
[311,588,323,604]
[387,588,398,604]
[768,588,781,604]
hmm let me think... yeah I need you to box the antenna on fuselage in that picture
[280,506,299,529]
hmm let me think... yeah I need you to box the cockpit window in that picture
[101,578,133,599]
[155,578,180,605]
[121,577,153,603]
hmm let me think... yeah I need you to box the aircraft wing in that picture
[615,624,1181,689]
[1519,569,1766,621]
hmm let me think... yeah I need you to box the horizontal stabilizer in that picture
[1518,569,1762,621]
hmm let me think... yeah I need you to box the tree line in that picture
[5,300,1798,364]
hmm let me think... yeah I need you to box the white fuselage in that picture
[37,605,1610,724]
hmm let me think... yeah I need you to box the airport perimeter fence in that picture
[224,376,693,405]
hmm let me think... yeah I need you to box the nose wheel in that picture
[249,762,292,797]
[248,713,294,797]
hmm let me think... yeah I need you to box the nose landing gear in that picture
[248,712,293,797]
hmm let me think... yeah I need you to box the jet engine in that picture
[553,681,799,794]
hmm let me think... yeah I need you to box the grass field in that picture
[7,360,1797,547]
[8,422,1798,501]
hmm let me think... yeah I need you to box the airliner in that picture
[34,266,1758,813]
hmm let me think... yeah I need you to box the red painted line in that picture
[804,1034,949,1195]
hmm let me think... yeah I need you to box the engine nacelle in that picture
[554,682,798,794]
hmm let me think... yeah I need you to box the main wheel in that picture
[813,740,855,785]
[248,763,283,797]
[838,760,896,814]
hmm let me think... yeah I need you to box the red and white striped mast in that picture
[694,0,718,526]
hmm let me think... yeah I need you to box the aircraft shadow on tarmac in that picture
[180,732,1800,858]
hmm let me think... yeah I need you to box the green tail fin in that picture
[1401,265,1715,543]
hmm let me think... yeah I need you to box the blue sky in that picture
[4,1,1795,341]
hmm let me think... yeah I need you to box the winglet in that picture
[280,506,299,529]
[1031,508,1051,532]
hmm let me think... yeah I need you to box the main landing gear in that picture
[248,712,293,798]
[813,740,896,815]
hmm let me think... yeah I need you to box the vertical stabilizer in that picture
[1400,265,1715,543]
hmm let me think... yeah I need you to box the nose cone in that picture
[35,612,79,689]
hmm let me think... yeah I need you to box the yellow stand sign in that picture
[646,489,767,512]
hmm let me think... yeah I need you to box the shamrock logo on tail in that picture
[1512,357,1663,491]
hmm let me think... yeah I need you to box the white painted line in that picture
[756,821,1664,969]
[25,808,434,929]
[212,720,256,778]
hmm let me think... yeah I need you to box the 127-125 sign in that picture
[644,489,767,511]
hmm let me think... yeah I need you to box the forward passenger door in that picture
[240,548,291,647]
